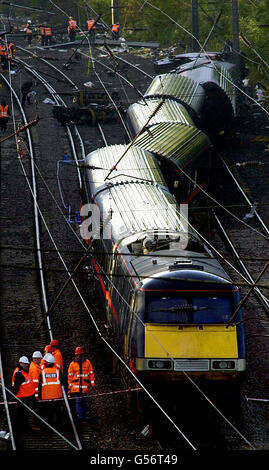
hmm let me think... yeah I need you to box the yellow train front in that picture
[126,253,246,383]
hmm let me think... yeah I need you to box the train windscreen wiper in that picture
[152,305,208,313]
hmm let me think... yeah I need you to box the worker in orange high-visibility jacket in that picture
[87,19,96,31]
[39,354,63,400]
[40,344,52,367]
[44,24,52,46]
[39,23,46,46]
[29,351,42,400]
[12,356,36,433]
[111,22,120,40]
[38,353,63,427]
[0,41,8,70]
[68,346,95,420]
[0,42,6,57]
[67,16,77,42]
[50,339,63,372]
[0,99,9,131]
[12,356,35,398]
[87,19,96,44]
[25,20,33,45]
[29,351,43,430]
[7,41,14,59]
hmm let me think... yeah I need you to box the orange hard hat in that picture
[44,344,52,353]
[50,339,59,347]
[75,347,84,355]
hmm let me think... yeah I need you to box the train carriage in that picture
[126,97,211,204]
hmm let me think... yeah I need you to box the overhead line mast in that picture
[232,0,240,77]
[111,0,120,25]
[191,0,199,51]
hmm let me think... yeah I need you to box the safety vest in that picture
[44,27,52,36]
[52,349,63,372]
[0,45,7,56]
[68,359,95,394]
[40,26,45,35]
[29,361,41,399]
[87,20,96,31]
[68,20,77,30]
[12,368,35,398]
[41,365,62,400]
[26,26,32,34]
[7,43,13,58]
[112,24,120,33]
[0,105,8,118]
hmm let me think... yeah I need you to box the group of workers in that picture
[67,16,121,43]
[24,17,120,47]
[39,22,53,46]
[12,340,95,433]
[24,19,53,46]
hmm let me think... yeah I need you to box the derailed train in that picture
[80,51,246,383]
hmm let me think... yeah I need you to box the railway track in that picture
[0,57,85,451]
[0,36,268,451]
[0,41,158,451]
[157,110,269,450]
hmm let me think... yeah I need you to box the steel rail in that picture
[17,46,108,172]
[0,72,53,341]
[13,50,114,330]
[0,72,55,449]
[100,48,154,80]
[14,51,200,450]
[3,387,80,450]
[16,45,80,91]
[15,56,83,189]
[219,154,269,238]
[1,65,83,451]
[0,350,16,449]
[213,210,269,313]
[12,45,257,450]
[14,58,197,450]
[26,48,261,449]
[79,50,146,99]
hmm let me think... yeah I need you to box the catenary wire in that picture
[6,46,237,450]
[3,5,262,448]
[5,51,198,448]
[35,0,264,448]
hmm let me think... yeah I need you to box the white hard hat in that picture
[19,356,30,364]
[32,351,42,358]
[27,20,32,23]
[44,353,55,363]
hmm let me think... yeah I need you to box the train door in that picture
[124,292,135,357]
[105,246,118,327]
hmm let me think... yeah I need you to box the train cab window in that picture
[147,295,232,324]
[192,296,231,323]
[147,296,191,324]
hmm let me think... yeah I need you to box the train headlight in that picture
[219,361,228,369]
[148,360,172,369]
[212,360,235,370]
